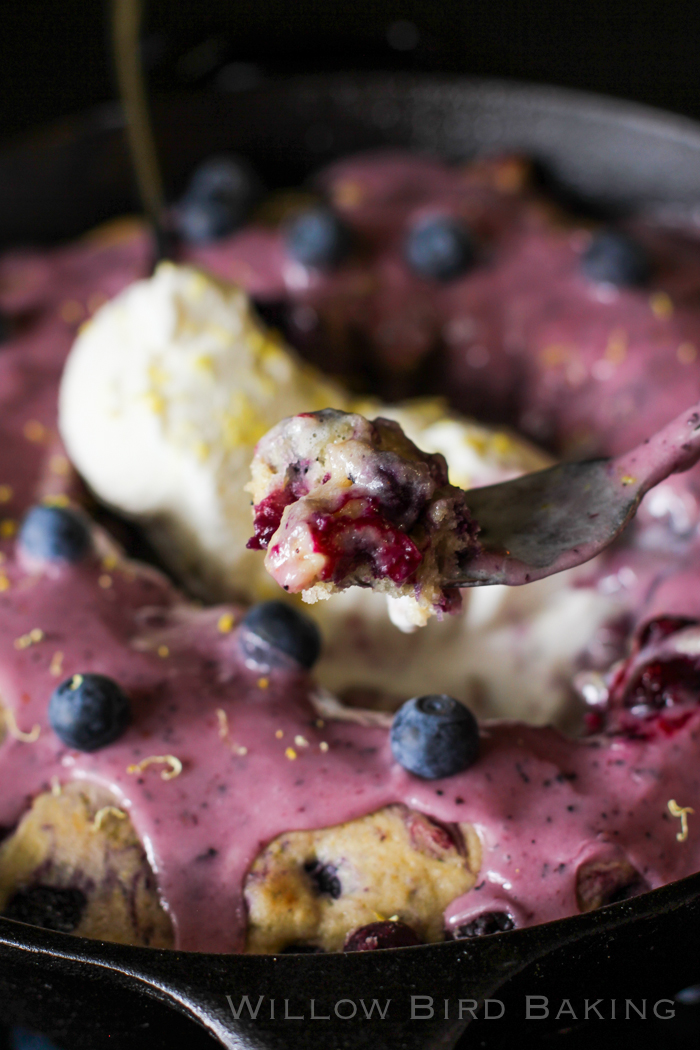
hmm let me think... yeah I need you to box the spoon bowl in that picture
[452,401,700,586]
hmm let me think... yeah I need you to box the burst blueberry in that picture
[48,673,131,752]
[390,694,479,779]
[284,207,351,269]
[174,153,263,243]
[343,920,422,951]
[451,911,515,939]
[18,505,91,564]
[239,601,321,670]
[404,215,476,281]
[580,229,651,287]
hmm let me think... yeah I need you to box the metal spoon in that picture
[111,0,172,265]
[450,401,700,587]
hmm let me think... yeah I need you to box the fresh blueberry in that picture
[343,920,422,951]
[404,215,476,281]
[580,229,651,287]
[283,207,351,269]
[450,911,515,939]
[18,505,91,564]
[48,673,131,752]
[10,1026,65,1050]
[239,601,321,670]
[3,885,86,934]
[390,694,479,779]
[174,153,263,243]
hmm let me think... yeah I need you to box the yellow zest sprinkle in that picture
[60,300,84,324]
[0,485,12,504]
[143,392,165,415]
[127,755,183,781]
[0,519,16,539]
[332,180,364,208]
[257,677,269,690]
[4,707,40,743]
[102,553,119,571]
[294,735,309,748]
[195,440,210,463]
[42,493,70,508]
[387,914,399,923]
[0,574,10,592]
[650,291,673,319]
[315,719,325,728]
[49,651,64,677]
[217,612,235,634]
[216,708,229,739]
[50,776,62,797]
[620,475,636,487]
[157,645,170,658]
[91,806,126,832]
[98,574,113,589]
[539,343,571,368]
[319,741,329,753]
[23,420,46,443]
[275,729,284,739]
[285,747,297,761]
[70,674,84,691]
[14,628,44,650]
[668,799,694,842]
[49,455,70,476]
[605,327,628,364]
[678,342,698,365]
[87,292,108,314]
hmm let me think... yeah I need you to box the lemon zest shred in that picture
[4,706,40,743]
[92,806,127,832]
[127,754,183,781]
[668,799,694,842]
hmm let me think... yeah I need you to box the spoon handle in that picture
[612,401,700,492]
[111,0,170,263]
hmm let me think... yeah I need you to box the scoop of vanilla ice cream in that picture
[59,262,347,600]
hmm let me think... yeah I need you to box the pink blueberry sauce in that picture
[1,153,700,951]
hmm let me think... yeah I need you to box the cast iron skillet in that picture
[1,74,700,1049]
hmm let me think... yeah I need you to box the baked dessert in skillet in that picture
[1,150,700,953]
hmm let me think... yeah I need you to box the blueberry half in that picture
[580,229,651,287]
[174,153,263,243]
[283,207,351,269]
[404,215,475,281]
[390,694,479,779]
[343,920,422,951]
[240,601,321,670]
[19,505,91,564]
[49,673,131,752]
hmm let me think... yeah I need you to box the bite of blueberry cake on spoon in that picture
[247,408,481,627]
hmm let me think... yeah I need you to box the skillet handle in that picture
[2,873,700,1050]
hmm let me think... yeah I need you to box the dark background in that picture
[2,0,700,147]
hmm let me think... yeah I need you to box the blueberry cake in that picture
[0,148,698,956]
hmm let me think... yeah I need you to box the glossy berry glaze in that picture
[2,157,700,951]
